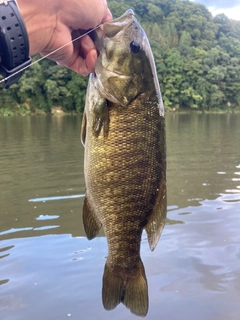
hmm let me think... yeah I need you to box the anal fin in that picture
[82,195,102,240]
[145,180,167,251]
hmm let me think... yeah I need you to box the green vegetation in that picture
[0,57,88,115]
[1,0,240,114]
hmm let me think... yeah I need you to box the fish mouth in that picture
[102,9,135,37]
[92,9,136,50]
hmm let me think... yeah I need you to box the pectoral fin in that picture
[92,96,109,138]
[82,195,102,240]
[145,181,167,251]
[81,110,87,146]
[83,73,110,142]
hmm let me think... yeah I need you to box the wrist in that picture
[17,0,56,55]
[0,0,31,87]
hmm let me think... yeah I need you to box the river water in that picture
[0,113,240,320]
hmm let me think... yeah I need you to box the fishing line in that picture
[0,24,102,85]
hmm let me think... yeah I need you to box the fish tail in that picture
[102,260,148,317]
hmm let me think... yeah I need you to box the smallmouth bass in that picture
[81,9,166,317]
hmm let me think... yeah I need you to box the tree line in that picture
[1,0,240,115]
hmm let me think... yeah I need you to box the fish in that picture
[81,9,167,317]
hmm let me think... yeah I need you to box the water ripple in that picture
[28,194,85,202]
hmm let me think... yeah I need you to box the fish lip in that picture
[92,10,139,52]
[100,9,135,39]
[104,9,135,25]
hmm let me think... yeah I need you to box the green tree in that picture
[1,0,240,114]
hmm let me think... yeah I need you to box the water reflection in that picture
[29,194,85,202]
[0,114,240,319]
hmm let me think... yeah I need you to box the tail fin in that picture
[102,260,148,317]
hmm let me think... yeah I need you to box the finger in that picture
[64,54,89,76]
[85,49,98,74]
[79,35,99,74]
[102,8,112,23]
[71,35,97,74]
[80,35,96,57]
[80,35,95,51]
[64,47,97,76]
[65,33,100,75]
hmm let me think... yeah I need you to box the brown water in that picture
[0,113,240,320]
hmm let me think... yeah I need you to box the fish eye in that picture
[130,40,141,54]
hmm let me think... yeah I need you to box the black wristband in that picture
[0,0,31,88]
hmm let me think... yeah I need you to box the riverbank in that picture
[0,106,75,117]
[1,105,240,116]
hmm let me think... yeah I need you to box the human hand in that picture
[17,0,112,76]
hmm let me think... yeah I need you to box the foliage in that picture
[1,0,240,113]
[0,56,88,114]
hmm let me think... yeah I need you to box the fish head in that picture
[93,9,162,110]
